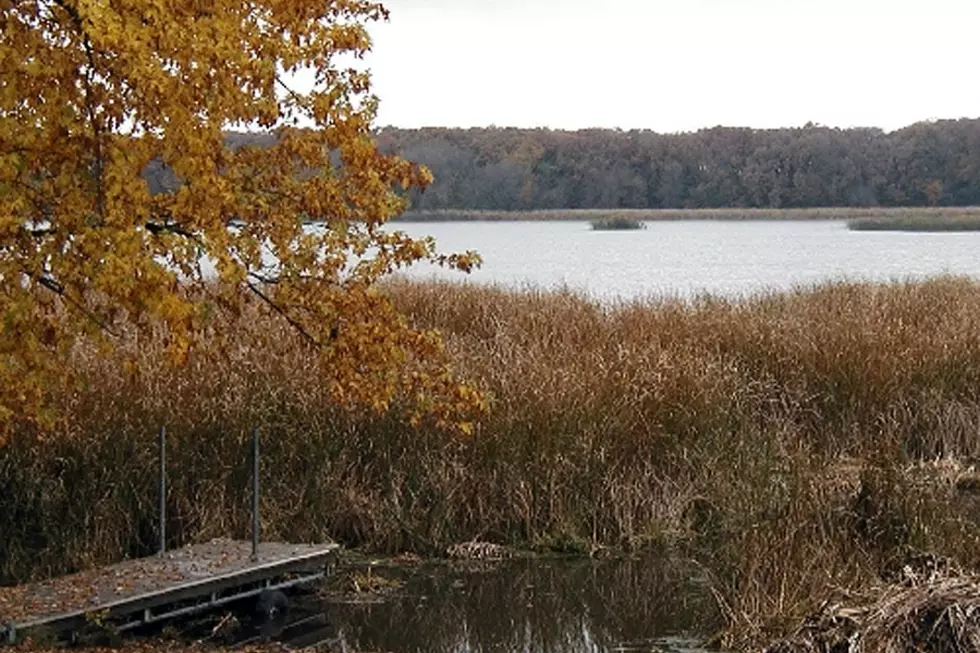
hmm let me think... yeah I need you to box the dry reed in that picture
[764,571,980,652]
[850,213,980,231]
[4,276,980,647]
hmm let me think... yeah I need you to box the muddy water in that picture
[285,556,721,653]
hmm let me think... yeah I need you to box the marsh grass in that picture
[590,216,647,230]
[849,214,980,231]
[5,277,980,647]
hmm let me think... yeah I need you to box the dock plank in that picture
[0,539,337,635]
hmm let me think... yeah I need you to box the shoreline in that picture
[394,206,980,222]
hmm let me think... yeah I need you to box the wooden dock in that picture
[0,539,339,644]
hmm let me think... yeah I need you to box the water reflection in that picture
[308,557,720,653]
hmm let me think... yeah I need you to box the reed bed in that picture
[764,571,980,653]
[397,206,980,222]
[4,276,980,647]
[849,214,980,231]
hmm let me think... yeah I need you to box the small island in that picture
[590,216,647,230]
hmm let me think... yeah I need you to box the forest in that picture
[363,118,980,211]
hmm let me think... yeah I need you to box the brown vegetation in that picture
[764,571,980,653]
[4,277,980,647]
[849,213,980,231]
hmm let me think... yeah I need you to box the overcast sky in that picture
[364,0,979,132]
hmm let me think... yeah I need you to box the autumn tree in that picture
[0,0,483,443]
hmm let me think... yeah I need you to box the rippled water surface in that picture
[393,220,980,300]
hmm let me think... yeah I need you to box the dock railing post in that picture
[251,427,260,561]
[158,425,167,557]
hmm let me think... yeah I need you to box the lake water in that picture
[281,557,721,653]
[171,557,718,652]
[392,220,980,301]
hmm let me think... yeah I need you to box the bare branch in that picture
[247,270,327,285]
[275,75,305,107]
[25,227,56,238]
[145,221,197,240]
[246,270,280,284]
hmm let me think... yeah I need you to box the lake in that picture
[224,556,722,653]
[392,220,980,301]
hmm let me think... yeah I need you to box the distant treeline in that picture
[373,119,980,210]
[145,119,980,211]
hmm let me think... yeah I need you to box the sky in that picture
[363,0,980,133]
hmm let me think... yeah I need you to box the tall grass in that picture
[4,277,980,646]
[850,214,980,231]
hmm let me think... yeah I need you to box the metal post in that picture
[251,427,260,561]
[158,425,167,557]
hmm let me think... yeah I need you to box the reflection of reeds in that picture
[323,557,718,653]
[5,277,980,646]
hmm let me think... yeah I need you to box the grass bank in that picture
[849,214,980,231]
[397,206,980,222]
[4,277,980,647]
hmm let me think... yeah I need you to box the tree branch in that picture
[35,274,121,338]
[246,280,320,346]
[275,75,305,107]
[25,226,57,238]
[246,270,280,285]
[52,0,105,222]
[145,221,197,240]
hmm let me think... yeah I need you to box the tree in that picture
[0,0,483,443]
[925,179,944,206]
[370,119,980,211]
